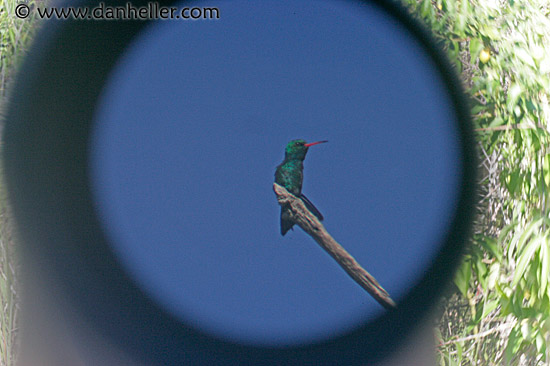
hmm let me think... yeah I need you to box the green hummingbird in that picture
[275,139,328,235]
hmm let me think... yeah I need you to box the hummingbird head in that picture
[285,139,328,160]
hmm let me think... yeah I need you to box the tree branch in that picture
[437,321,515,347]
[474,123,546,132]
[273,183,396,310]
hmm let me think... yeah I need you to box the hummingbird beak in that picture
[304,140,328,147]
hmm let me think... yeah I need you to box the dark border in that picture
[3,0,476,364]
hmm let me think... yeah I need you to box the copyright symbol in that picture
[15,3,30,19]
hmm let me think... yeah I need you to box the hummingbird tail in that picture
[280,207,294,236]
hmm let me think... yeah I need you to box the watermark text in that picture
[15,2,220,20]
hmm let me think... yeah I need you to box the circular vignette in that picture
[2,0,476,365]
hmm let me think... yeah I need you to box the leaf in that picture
[507,169,521,196]
[453,14,466,36]
[508,219,541,261]
[505,327,523,362]
[513,234,544,287]
[456,341,463,363]
[454,258,471,296]
[507,84,522,113]
[447,40,460,62]
[471,104,485,115]
[499,289,512,316]
[539,234,549,299]
[473,301,484,324]
[488,116,505,128]
[487,262,501,288]
[535,332,545,354]
[480,235,503,261]
[515,48,536,68]
[498,223,516,247]
[475,257,488,290]
[544,154,550,187]
[524,99,538,114]
[420,0,434,19]
[481,299,499,319]
[520,319,530,340]
[469,38,484,63]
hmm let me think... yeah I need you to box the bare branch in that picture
[474,123,547,132]
[273,183,396,310]
[437,321,515,347]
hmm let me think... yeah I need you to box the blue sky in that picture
[90,0,462,347]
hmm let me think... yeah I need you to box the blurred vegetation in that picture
[0,0,549,365]
[1,0,40,98]
[401,0,550,364]
[0,1,43,365]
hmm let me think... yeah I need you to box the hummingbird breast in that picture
[275,159,304,196]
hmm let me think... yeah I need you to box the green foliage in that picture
[0,1,43,365]
[0,197,15,366]
[0,0,549,364]
[0,0,40,97]
[401,0,550,364]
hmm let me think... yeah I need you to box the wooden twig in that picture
[474,123,546,132]
[437,321,515,347]
[273,183,396,310]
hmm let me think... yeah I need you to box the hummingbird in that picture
[275,139,328,235]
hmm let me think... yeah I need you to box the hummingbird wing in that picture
[279,195,323,236]
[300,194,324,221]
